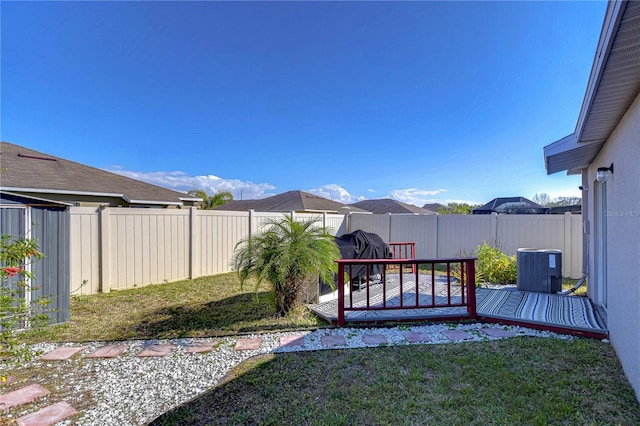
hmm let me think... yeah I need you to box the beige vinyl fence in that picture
[349,212,583,278]
[69,207,347,295]
[70,208,582,295]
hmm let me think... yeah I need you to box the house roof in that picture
[350,199,435,215]
[473,197,548,215]
[422,203,450,213]
[545,1,640,174]
[214,190,369,214]
[0,142,199,206]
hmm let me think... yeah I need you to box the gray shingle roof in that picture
[422,203,449,213]
[0,142,198,206]
[350,199,435,215]
[214,190,369,214]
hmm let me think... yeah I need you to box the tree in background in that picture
[532,193,553,206]
[231,216,340,316]
[551,196,581,207]
[188,190,234,209]
[533,193,581,207]
[438,202,481,215]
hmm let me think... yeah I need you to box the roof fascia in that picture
[574,0,625,143]
[0,190,73,206]
[126,199,183,206]
[1,186,126,199]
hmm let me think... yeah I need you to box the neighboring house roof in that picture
[213,200,261,211]
[350,199,435,215]
[422,203,450,213]
[544,1,640,174]
[548,204,582,215]
[0,142,200,207]
[214,190,369,214]
[473,197,548,215]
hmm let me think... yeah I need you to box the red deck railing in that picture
[336,257,477,326]
[387,242,416,273]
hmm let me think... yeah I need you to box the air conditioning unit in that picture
[516,248,562,293]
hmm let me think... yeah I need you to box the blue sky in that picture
[2,1,606,206]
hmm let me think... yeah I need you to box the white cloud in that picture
[107,166,276,200]
[308,184,365,203]
[387,188,448,206]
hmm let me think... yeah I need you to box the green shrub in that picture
[1,234,49,373]
[476,242,517,284]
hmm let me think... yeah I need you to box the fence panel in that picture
[69,207,101,295]
[388,215,438,258]
[496,215,565,254]
[350,214,391,240]
[437,215,494,258]
[197,210,250,277]
[107,208,191,290]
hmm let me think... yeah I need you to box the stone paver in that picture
[362,334,388,345]
[40,347,85,361]
[401,332,431,343]
[321,335,347,347]
[1,375,18,385]
[87,345,127,358]
[279,335,305,348]
[234,338,262,351]
[138,344,174,357]
[0,384,50,411]
[17,401,77,426]
[441,330,473,341]
[481,328,516,338]
[186,341,219,354]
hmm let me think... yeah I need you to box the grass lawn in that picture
[151,337,640,425]
[19,272,325,343]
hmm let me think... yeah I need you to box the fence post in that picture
[491,213,498,246]
[564,212,572,278]
[247,209,253,239]
[189,207,197,279]
[99,206,110,293]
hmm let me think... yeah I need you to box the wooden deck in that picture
[310,281,607,338]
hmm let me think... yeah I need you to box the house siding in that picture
[586,91,640,400]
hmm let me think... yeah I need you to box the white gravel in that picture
[3,323,576,425]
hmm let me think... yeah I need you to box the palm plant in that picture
[231,216,340,316]
[188,190,233,209]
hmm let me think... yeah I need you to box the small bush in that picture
[476,242,517,284]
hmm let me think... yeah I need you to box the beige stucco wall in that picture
[585,91,640,400]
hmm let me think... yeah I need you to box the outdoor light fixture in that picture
[596,163,614,183]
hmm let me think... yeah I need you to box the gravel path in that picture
[3,323,576,425]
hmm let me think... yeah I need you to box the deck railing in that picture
[387,242,416,273]
[336,257,477,326]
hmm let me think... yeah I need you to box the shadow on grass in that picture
[131,291,321,339]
